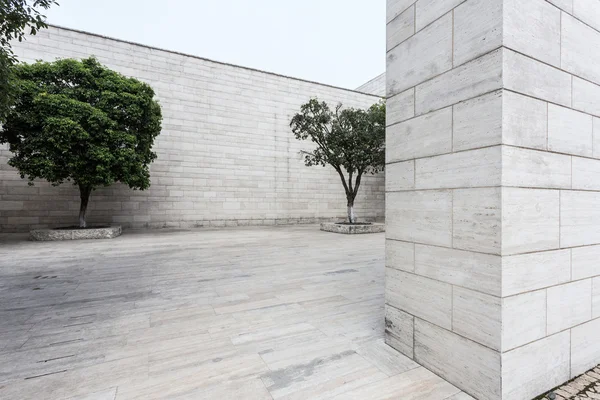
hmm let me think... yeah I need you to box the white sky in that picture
[44,0,386,90]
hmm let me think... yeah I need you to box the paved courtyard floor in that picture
[0,226,471,400]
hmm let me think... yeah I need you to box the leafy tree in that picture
[291,99,385,224]
[0,57,163,228]
[0,0,59,122]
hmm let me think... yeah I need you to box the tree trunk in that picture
[78,185,92,228]
[347,196,356,224]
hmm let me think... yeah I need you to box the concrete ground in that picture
[0,226,471,400]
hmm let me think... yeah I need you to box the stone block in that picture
[548,104,593,157]
[504,0,561,66]
[561,191,600,247]
[414,319,501,400]
[386,107,452,163]
[415,0,463,31]
[386,161,414,192]
[385,268,452,329]
[501,331,570,400]
[571,318,600,377]
[415,48,503,115]
[504,49,571,107]
[384,304,414,358]
[595,117,600,158]
[453,90,502,152]
[547,0,573,13]
[502,146,571,189]
[502,250,571,297]
[547,280,593,334]
[502,188,560,255]
[572,245,600,280]
[452,287,501,350]
[453,188,501,254]
[415,244,501,296]
[386,239,415,272]
[387,0,416,23]
[453,0,503,66]
[415,146,502,189]
[386,89,414,126]
[562,13,600,86]
[502,90,548,150]
[387,13,452,96]
[502,290,547,351]
[573,77,600,117]
[572,157,600,191]
[387,5,414,50]
[594,277,600,319]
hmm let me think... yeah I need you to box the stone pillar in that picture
[384,1,600,399]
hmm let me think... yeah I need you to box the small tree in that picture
[1,0,59,122]
[0,57,162,228]
[291,99,385,223]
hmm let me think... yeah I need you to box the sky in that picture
[43,0,386,90]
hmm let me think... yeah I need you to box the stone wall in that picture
[385,1,600,400]
[0,26,384,232]
[356,72,386,96]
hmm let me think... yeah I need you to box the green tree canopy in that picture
[0,57,163,227]
[290,98,385,223]
[0,0,58,122]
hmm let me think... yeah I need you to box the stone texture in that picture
[453,0,503,66]
[386,161,415,192]
[502,290,547,351]
[452,90,502,152]
[561,191,600,248]
[502,90,548,150]
[574,0,600,32]
[502,250,571,297]
[548,104,594,157]
[386,89,415,126]
[571,318,600,377]
[547,280,593,335]
[572,157,600,191]
[561,13,600,85]
[30,226,122,241]
[573,77,600,117]
[595,277,600,319]
[502,146,571,189]
[415,0,463,31]
[572,245,600,280]
[453,188,501,255]
[385,305,414,358]
[387,5,415,51]
[320,222,385,235]
[452,287,501,350]
[386,239,415,272]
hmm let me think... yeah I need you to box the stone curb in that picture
[320,222,385,235]
[30,226,122,241]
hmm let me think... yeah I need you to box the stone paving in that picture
[0,226,472,400]
[548,366,600,400]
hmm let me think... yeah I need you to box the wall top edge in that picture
[40,24,383,100]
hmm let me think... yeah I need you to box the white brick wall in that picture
[0,26,384,232]
[385,1,600,399]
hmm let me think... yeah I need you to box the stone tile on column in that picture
[387,5,415,51]
[385,268,453,329]
[561,191,600,247]
[504,49,572,107]
[452,287,501,350]
[502,90,548,150]
[502,146,572,189]
[387,0,417,24]
[502,250,571,297]
[415,245,501,296]
[386,160,415,192]
[415,48,503,115]
[414,319,501,400]
[387,13,453,96]
[453,91,502,152]
[504,0,561,67]
[573,157,600,190]
[572,245,600,280]
[501,290,547,351]
[501,331,571,400]
[415,0,463,31]
[548,104,593,157]
[453,188,501,255]
[573,0,600,36]
[562,13,600,86]
[386,89,415,126]
[384,304,414,358]
[502,188,560,255]
[415,146,502,190]
[571,317,600,377]
[386,239,415,272]
[573,77,600,117]
[386,107,452,163]
[593,277,600,319]
[547,279,593,335]
[386,190,452,246]
[453,0,503,66]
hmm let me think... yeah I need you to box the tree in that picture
[0,0,59,122]
[0,57,163,228]
[290,99,385,224]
